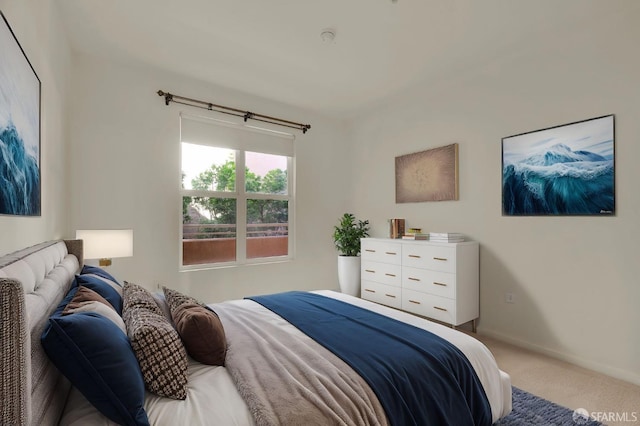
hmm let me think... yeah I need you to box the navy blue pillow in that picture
[81,264,121,285]
[76,274,123,314]
[52,284,80,315]
[41,312,149,426]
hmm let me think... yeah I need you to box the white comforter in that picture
[60,290,511,425]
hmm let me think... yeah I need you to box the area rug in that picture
[494,387,604,425]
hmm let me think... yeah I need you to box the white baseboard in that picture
[479,328,640,387]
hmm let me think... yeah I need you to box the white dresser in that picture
[360,238,479,330]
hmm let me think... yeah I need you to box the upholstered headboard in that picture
[0,240,82,426]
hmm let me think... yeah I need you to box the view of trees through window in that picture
[181,143,290,265]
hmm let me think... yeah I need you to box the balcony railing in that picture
[182,223,288,265]
[183,222,288,239]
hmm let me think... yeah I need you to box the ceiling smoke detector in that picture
[320,28,336,43]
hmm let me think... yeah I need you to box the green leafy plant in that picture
[333,213,370,256]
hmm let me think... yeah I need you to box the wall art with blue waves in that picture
[0,12,41,216]
[502,115,614,216]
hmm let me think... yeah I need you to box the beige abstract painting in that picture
[395,143,459,203]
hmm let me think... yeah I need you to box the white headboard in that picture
[0,240,82,425]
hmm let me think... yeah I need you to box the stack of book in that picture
[429,232,464,243]
[402,227,428,240]
[402,233,428,240]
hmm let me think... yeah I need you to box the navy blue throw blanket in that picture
[247,291,491,426]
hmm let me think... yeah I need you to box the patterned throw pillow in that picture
[123,282,189,400]
[151,292,174,326]
[163,287,227,366]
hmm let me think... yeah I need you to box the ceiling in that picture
[56,0,624,119]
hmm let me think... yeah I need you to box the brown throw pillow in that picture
[63,286,113,313]
[62,286,126,333]
[163,287,227,366]
[123,282,189,400]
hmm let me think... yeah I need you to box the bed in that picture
[0,240,512,425]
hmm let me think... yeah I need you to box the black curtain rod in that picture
[157,90,311,134]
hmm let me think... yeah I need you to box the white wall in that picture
[7,0,637,389]
[347,10,640,384]
[67,54,351,302]
[0,0,71,255]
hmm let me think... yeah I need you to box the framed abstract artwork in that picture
[502,115,614,216]
[396,143,459,203]
[0,11,41,216]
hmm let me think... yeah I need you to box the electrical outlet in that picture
[504,292,516,304]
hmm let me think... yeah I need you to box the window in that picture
[180,115,294,268]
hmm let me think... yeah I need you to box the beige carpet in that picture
[475,334,640,426]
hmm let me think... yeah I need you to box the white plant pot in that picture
[337,256,361,297]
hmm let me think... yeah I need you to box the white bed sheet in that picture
[60,358,254,426]
[60,290,511,425]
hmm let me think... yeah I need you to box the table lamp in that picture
[75,229,133,267]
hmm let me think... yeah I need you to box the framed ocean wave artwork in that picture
[0,11,41,216]
[502,115,615,216]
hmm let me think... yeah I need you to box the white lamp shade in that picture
[76,229,134,260]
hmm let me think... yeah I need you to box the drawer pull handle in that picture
[408,254,421,258]
[385,251,397,255]
[385,273,396,277]
[408,277,420,282]
[365,249,376,252]
[385,294,397,298]
[433,282,447,287]
[433,257,448,261]
[409,300,421,305]
[365,269,375,273]
[434,306,448,312]
[365,289,376,293]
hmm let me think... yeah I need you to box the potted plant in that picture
[333,213,370,296]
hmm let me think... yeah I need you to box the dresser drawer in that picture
[402,289,456,324]
[361,281,401,309]
[402,245,456,273]
[402,267,455,299]
[361,261,401,287]
[361,240,402,265]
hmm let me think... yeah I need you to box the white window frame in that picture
[179,113,295,270]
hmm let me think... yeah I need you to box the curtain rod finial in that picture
[157,90,173,105]
[157,90,173,106]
